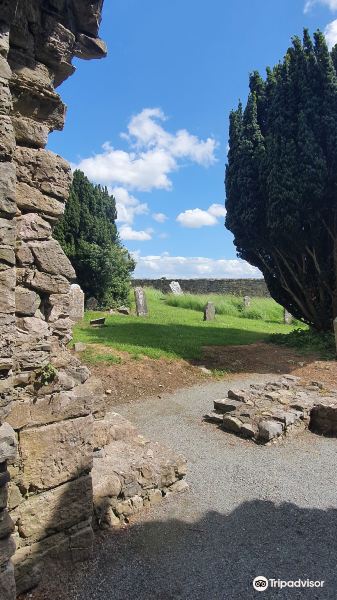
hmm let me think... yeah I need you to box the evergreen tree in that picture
[54,170,135,307]
[226,30,337,331]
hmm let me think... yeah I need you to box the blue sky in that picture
[48,0,337,278]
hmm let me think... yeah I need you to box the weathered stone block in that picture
[30,239,75,280]
[0,510,14,540]
[16,213,52,241]
[0,247,14,267]
[0,268,15,313]
[0,536,15,566]
[0,162,16,216]
[0,116,15,159]
[12,116,49,148]
[0,218,15,246]
[18,268,70,295]
[15,287,40,316]
[11,476,93,543]
[19,416,93,490]
[15,243,34,266]
[0,81,12,116]
[15,147,72,200]
[310,404,337,436]
[0,560,16,600]
[8,377,97,429]
[0,424,17,464]
[15,182,65,220]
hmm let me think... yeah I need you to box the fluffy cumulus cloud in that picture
[111,187,148,225]
[119,226,153,241]
[74,108,217,231]
[325,19,337,47]
[131,252,261,278]
[304,0,337,12]
[176,203,226,228]
[75,109,217,193]
[152,212,168,223]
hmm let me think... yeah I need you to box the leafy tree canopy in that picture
[226,30,337,331]
[54,170,135,307]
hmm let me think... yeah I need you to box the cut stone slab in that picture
[222,415,242,434]
[204,412,224,425]
[90,317,105,327]
[214,399,243,413]
[258,420,283,442]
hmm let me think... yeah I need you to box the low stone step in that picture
[92,417,187,528]
[213,399,243,413]
[93,412,138,449]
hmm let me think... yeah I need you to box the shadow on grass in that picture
[33,499,337,599]
[76,321,316,374]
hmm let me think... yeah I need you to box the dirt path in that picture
[30,373,337,600]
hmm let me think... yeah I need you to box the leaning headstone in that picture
[204,301,215,321]
[69,284,84,322]
[90,317,105,327]
[86,296,98,310]
[284,308,293,325]
[243,296,251,309]
[134,287,148,316]
[169,281,183,295]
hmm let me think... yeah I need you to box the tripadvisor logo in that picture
[253,577,269,591]
[253,576,325,591]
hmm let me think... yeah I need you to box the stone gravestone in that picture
[69,284,84,323]
[284,308,293,325]
[134,287,148,316]
[86,297,98,311]
[169,281,183,295]
[204,301,216,321]
[243,296,251,309]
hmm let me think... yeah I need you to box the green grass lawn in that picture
[73,288,299,361]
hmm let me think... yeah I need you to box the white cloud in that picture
[119,225,153,241]
[152,212,168,223]
[208,203,227,218]
[325,19,337,48]
[74,108,217,193]
[304,0,337,12]
[177,209,218,228]
[111,187,148,224]
[176,203,226,228]
[131,252,261,279]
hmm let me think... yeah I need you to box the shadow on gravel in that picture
[31,499,337,600]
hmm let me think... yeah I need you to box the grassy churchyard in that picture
[73,288,301,363]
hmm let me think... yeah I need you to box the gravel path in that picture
[33,375,337,600]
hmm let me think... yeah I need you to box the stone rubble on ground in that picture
[205,376,337,443]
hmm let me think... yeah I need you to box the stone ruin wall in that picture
[0,1,107,597]
[132,278,270,297]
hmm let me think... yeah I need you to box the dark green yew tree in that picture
[54,170,135,307]
[226,30,337,331]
